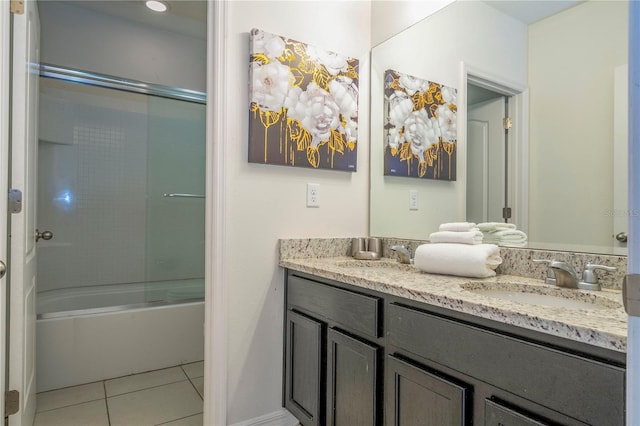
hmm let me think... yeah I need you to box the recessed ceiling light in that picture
[145,0,168,13]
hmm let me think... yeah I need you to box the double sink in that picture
[335,259,622,311]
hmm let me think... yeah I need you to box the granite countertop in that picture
[280,256,627,353]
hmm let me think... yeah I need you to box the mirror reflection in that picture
[370,0,629,255]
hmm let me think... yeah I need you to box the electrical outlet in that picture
[307,183,320,208]
[409,190,418,210]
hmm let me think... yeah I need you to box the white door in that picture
[613,64,628,250]
[0,2,12,421]
[466,120,489,222]
[467,97,505,223]
[9,0,40,425]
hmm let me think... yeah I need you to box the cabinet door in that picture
[386,355,470,426]
[485,399,552,426]
[285,310,324,426]
[326,328,380,426]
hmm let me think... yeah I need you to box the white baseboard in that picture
[229,409,299,426]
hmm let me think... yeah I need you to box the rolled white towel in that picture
[482,229,527,244]
[414,243,502,278]
[429,230,483,245]
[439,222,477,232]
[477,222,517,232]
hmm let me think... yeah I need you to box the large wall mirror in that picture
[370,0,629,255]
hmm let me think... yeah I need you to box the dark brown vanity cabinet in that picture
[386,302,625,426]
[285,273,383,426]
[284,270,625,426]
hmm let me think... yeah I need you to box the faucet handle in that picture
[533,259,556,285]
[581,263,617,284]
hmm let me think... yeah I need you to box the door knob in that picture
[35,229,53,242]
[0,261,6,279]
[616,232,628,243]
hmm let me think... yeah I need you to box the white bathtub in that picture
[36,279,205,392]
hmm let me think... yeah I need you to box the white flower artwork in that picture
[383,69,457,180]
[249,28,359,171]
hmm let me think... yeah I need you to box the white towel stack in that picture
[413,243,502,278]
[429,222,482,245]
[439,222,477,232]
[415,222,502,278]
[478,222,527,246]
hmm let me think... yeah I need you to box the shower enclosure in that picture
[35,65,206,391]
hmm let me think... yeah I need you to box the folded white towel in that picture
[429,230,483,245]
[477,222,517,232]
[414,243,502,278]
[439,222,477,232]
[482,229,527,243]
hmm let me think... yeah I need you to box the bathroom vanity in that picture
[281,255,626,426]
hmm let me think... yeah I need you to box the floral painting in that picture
[384,69,457,180]
[249,29,359,171]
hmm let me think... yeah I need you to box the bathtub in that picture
[36,279,205,392]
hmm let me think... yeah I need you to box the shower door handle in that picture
[0,261,6,279]
[35,229,54,242]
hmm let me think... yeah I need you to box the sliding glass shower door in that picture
[37,75,205,316]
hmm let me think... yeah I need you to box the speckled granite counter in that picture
[279,255,627,353]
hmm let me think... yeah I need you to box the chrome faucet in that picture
[390,245,413,264]
[579,262,618,291]
[545,261,617,291]
[548,261,580,289]
[532,259,556,285]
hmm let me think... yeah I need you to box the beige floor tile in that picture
[36,381,105,412]
[108,380,203,426]
[105,366,187,397]
[33,399,109,426]
[157,413,204,426]
[181,361,204,379]
[190,377,204,399]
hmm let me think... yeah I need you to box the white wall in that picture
[528,1,628,248]
[224,1,371,423]
[38,2,206,92]
[371,0,454,46]
[370,1,527,239]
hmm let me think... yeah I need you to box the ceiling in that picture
[483,0,584,24]
[48,0,207,39]
[44,0,584,44]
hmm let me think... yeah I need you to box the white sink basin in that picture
[461,282,622,311]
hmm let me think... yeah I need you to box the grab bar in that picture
[163,193,205,199]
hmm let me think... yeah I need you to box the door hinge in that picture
[624,274,640,316]
[8,189,22,214]
[10,0,24,15]
[5,390,19,416]
[503,117,513,130]
[502,207,512,220]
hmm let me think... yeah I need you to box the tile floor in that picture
[34,361,204,426]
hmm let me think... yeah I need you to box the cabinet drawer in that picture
[288,275,381,338]
[387,303,624,426]
[485,399,551,426]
